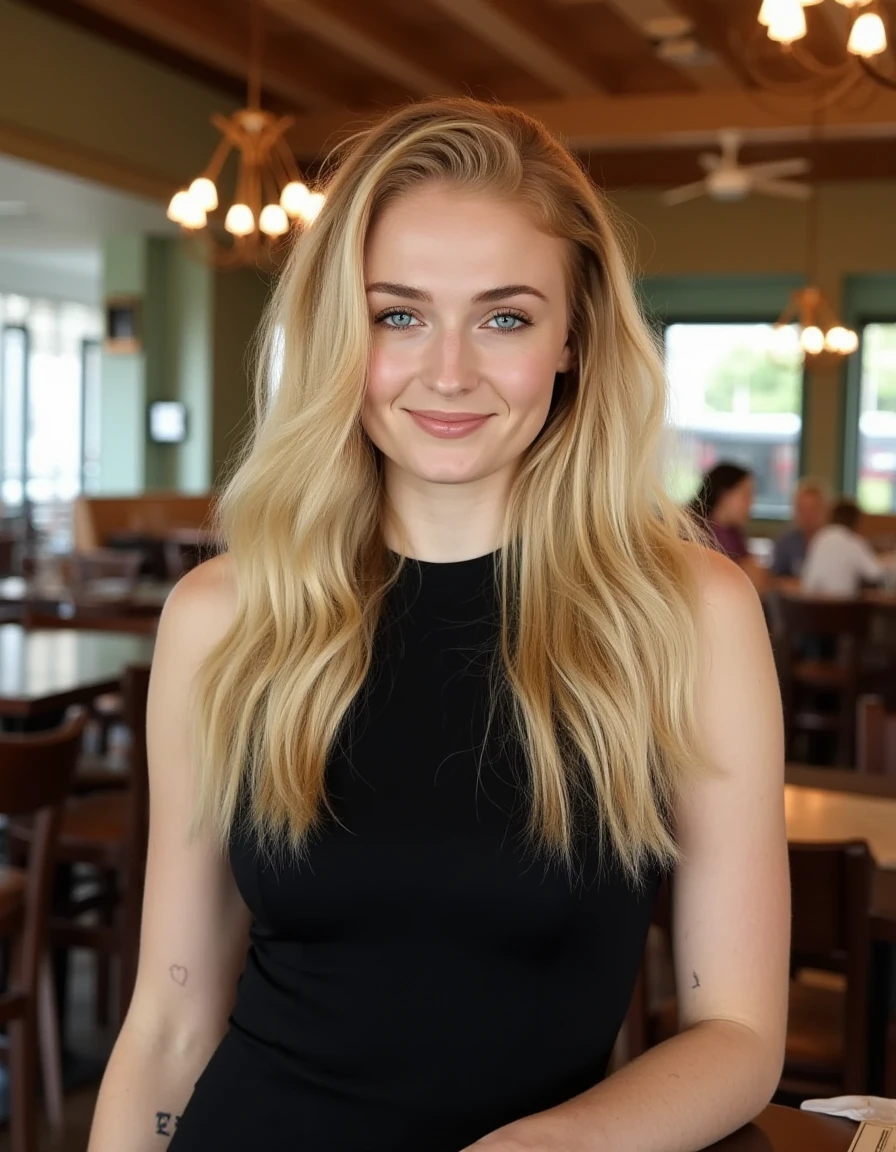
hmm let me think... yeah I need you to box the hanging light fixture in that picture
[745,0,894,101]
[772,183,857,369]
[166,0,324,269]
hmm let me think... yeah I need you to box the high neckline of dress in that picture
[388,547,503,597]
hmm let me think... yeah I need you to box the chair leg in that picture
[95,869,117,1027]
[9,1008,38,1152]
[38,954,65,1132]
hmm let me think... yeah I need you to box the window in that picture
[663,323,804,520]
[855,322,896,512]
[0,294,102,527]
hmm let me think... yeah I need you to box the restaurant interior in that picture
[1,0,896,1148]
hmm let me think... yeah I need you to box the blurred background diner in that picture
[0,0,895,1147]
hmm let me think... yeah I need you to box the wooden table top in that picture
[708,1106,856,1152]
[0,625,155,717]
[785,782,896,871]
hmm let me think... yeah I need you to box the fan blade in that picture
[661,180,709,205]
[697,152,722,173]
[740,158,810,181]
[751,179,812,200]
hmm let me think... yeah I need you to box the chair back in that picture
[0,712,86,988]
[68,549,144,590]
[118,664,151,1005]
[0,531,17,578]
[856,695,896,777]
[778,596,872,644]
[789,840,873,1092]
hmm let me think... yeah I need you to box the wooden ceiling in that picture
[16,0,896,186]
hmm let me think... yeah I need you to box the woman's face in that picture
[715,475,755,527]
[361,183,574,490]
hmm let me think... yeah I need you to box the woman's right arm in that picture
[88,556,253,1151]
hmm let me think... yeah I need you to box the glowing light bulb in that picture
[178,196,207,230]
[280,181,310,218]
[301,191,325,222]
[188,177,218,212]
[259,204,289,237]
[825,327,849,353]
[840,330,859,354]
[800,326,825,355]
[767,0,807,43]
[167,191,191,225]
[225,203,255,237]
[770,324,800,356]
[847,11,887,56]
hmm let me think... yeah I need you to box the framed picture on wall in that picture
[104,295,142,354]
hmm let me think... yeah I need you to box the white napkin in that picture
[801,1096,896,1124]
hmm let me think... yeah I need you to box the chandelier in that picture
[748,0,895,100]
[771,182,857,368]
[166,0,324,268]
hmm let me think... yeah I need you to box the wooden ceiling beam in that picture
[74,0,338,110]
[422,0,602,96]
[287,87,896,160]
[262,0,456,95]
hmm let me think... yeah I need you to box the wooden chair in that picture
[10,666,151,1034]
[856,695,896,777]
[67,548,144,592]
[0,711,86,1152]
[782,841,874,1097]
[627,844,875,1098]
[778,596,873,766]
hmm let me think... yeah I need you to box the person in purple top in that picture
[688,462,767,591]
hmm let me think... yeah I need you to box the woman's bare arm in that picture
[467,547,790,1152]
[89,556,253,1151]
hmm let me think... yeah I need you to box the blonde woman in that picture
[89,99,788,1152]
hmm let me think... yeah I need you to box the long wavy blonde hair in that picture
[192,97,709,880]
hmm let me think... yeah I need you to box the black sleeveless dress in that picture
[170,550,663,1152]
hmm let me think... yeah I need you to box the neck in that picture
[382,459,512,563]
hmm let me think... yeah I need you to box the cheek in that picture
[365,345,407,403]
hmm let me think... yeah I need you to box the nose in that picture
[426,328,476,395]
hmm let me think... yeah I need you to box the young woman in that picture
[689,462,769,593]
[88,98,788,1152]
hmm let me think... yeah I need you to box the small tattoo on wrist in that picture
[155,1112,181,1137]
[692,971,700,989]
[169,965,188,986]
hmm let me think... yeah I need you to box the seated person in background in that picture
[772,478,829,582]
[800,498,883,596]
[688,462,768,593]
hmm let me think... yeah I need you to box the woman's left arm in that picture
[467,549,790,1152]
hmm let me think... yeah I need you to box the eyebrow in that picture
[365,282,548,304]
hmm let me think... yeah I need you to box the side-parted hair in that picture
[191,97,710,881]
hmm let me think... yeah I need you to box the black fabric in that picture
[171,550,662,1152]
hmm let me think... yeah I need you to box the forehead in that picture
[364,184,568,292]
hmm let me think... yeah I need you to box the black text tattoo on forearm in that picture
[155,1112,181,1137]
[692,971,700,989]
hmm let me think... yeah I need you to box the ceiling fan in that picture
[661,130,812,206]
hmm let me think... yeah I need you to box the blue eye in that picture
[486,312,530,332]
[377,310,417,328]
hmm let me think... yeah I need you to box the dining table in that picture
[706,1104,859,1152]
[0,623,155,720]
[708,1104,866,1151]
[0,574,173,618]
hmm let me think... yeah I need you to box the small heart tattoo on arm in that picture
[169,965,188,987]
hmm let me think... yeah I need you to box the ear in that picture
[556,337,575,374]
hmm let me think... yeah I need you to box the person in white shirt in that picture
[800,498,883,597]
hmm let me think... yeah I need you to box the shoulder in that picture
[157,553,239,663]
[680,541,767,653]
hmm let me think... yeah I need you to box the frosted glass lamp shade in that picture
[847,11,887,56]
[259,204,289,237]
[225,203,255,237]
[280,181,310,218]
[188,178,218,212]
